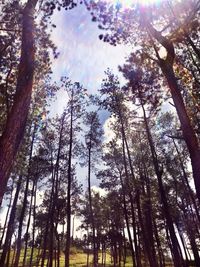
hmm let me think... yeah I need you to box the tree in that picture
[82,111,103,267]
[86,0,200,202]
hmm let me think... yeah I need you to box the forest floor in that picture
[5,247,180,266]
[7,247,134,267]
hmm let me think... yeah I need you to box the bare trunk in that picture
[14,124,36,267]
[147,22,200,202]
[0,0,38,204]
[141,103,184,267]
[29,182,37,267]
[0,175,22,266]
[65,104,73,267]
[0,181,14,248]
[162,65,200,202]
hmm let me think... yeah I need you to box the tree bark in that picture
[0,0,38,205]
[147,22,200,203]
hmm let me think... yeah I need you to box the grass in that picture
[5,247,135,267]
[3,247,184,266]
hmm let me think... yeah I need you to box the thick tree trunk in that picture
[0,0,38,205]
[162,65,200,202]
[147,23,200,202]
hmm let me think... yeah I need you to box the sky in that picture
[1,3,132,232]
[50,3,132,115]
[45,4,134,234]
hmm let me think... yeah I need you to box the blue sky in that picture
[48,4,132,189]
[50,4,132,116]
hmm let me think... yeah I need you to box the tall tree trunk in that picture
[172,139,200,222]
[14,124,36,267]
[141,103,184,267]
[87,143,98,267]
[0,181,14,248]
[153,218,165,267]
[49,113,65,267]
[22,180,35,267]
[29,182,37,267]
[118,171,135,267]
[40,165,55,267]
[0,0,38,205]
[65,102,73,267]
[147,22,200,202]
[0,175,22,266]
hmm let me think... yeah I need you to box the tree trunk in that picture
[0,175,22,266]
[49,114,65,267]
[65,102,73,267]
[14,124,36,267]
[29,182,37,267]
[119,170,135,267]
[162,64,200,202]
[0,181,14,248]
[87,144,98,267]
[147,22,200,202]
[0,0,38,205]
[22,180,35,267]
[141,103,184,267]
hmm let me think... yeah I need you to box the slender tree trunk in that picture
[141,103,184,267]
[29,182,37,267]
[41,149,56,267]
[0,181,14,248]
[173,139,200,222]
[22,180,35,267]
[14,124,36,267]
[119,172,135,267]
[153,218,165,267]
[0,0,38,205]
[87,143,98,267]
[176,223,190,266]
[55,227,60,267]
[0,175,22,266]
[65,102,73,267]
[129,194,141,267]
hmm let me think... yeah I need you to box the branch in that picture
[166,135,184,140]
[146,23,175,65]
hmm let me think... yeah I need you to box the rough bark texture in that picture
[0,0,38,205]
